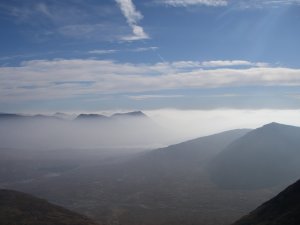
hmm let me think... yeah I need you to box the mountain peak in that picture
[75,114,108,120]
[111,111,147,118]
[209,122,300,189]
[261,122,285,128]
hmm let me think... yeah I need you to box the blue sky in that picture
[1,0,300,113]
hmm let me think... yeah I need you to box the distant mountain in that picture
[0,111,149,122]
[209,122,300,189]
[144,129,251,165]
[111,111,147,119]
[0,113,59,121]
[75,113,108,120]
[0,111,172,149]
[0,113,29,120]
[0,189,98,225]
[232,179,300,225]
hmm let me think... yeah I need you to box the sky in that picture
[1,0,300,114]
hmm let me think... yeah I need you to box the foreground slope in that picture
[209,122,300,189]
[232,179,300,225]
[0,189,99,225]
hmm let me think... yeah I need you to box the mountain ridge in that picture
[209,122,300,189]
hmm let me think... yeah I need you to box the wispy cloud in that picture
[87,46,158,54]
[128,94,184,100]
[88,49,118,54]
[1,59,300,102]
[236,0,300,8]
[157,0,300,8]
[132,46,158,52]
[201,60,269,68]
[168,60,268,68]
[115,0,149,41]
[0,1,126,41]
[157,0,228,7]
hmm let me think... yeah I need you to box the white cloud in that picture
[132,46,158,52]
[158,0,228,7]
[87,46,158,54]
[201,60,269,67]
[88,49,118,54]
[158,0,300,9]
[236,0,300,8]
[115,0,149,41]
[1,59,300,102]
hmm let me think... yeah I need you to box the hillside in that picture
[232,179,300,225]
[7,129,274,225]
[0,189,99,225]
[209,123,300,189]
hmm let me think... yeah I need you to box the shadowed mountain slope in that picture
[148,129,251,164]
[209,123,300,189]
[0,189,99,225]
[232,179,300,225]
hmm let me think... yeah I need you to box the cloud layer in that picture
[1,59,300,102]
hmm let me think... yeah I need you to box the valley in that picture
[2,120,299,225]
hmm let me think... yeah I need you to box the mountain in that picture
[75,113,108,120]
[0,113,59,121]
[0,111,148,122]
[148,129,251,164]
[209,122,300,189]
[75,111,147,121]
[111,111,147,119]
[8,129,261,225]
[232,179,300,225]
[0,111,171,149]
[0,113,29,120]
[0,189,99,225]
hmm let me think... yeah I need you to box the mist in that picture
[0,115,172,150]
[146,108,300,140]
[1,109,300,151]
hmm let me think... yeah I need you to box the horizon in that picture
[1,0,300,123]
[2,108,300,141]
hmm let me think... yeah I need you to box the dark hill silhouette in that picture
[209,122,300,189]
[0,113,30,120]
[232,179,300,225]
[75,113,108,120]
[0,189,98,225]
[0,113,60,121]
[111,111,147,119]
